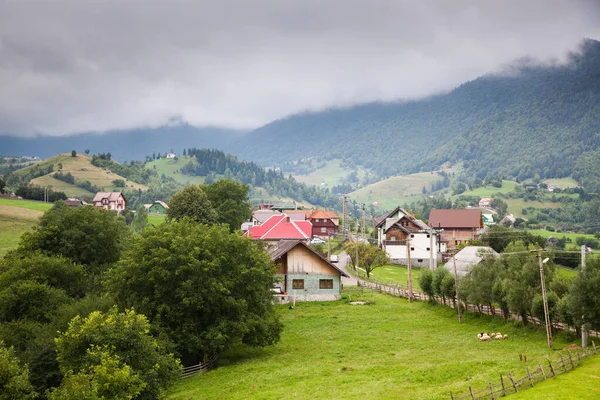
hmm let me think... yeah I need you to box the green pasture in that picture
[542,177,579,189]
[169,290,580,400]
[459,180,518,198]
[146,157,206,185]
[292,159,370,188]
[505,198,561,218]
[368,264,424,290]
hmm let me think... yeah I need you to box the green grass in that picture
[147,214,166,225]
[510,354,600,399]
[527,229,597,243]
[0,198,53,212]
[349,172,446,210]
[542,177,579,189]
[0,201,46,258]
[146,157,206,185]
[169,291,577,400]
[459,180,518,198]
[505,198,562,218]
[369,264,424,289]
[292,159,370,188]
[31,175,94,197]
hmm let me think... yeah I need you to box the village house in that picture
[92,192,126,212]
[269,240,348,302]
[306,210,339,238]
[429,209,484,249]
[166,152,176,159]
[478,197,493,208]
[443,246,499,277]
[375,207,441,267]
[145,200,169,214]
[244,213,312,242]
[65,198,86,207]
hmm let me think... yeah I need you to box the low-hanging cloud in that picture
[0,0,599,136]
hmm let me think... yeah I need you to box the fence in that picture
[356,276,600,338]
[180,353,218,379]
[450,342,598,399]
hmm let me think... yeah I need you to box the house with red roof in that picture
[306,210,339,238]
[244,213,312,242]
[429,209,484,249]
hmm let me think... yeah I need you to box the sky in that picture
[1,0,599,137]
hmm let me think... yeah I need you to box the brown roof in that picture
[308,210,339,219]
[429,209,483,229]
[374,206,412,228]
[92,192,125,203]
[268,240,349,277]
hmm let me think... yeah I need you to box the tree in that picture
[344,242,390,278]
[131,205,148,233]
[202,179,252,231]
[0,342,36,400]
[15,201,131,277]
[566,258,600,331]
[419,268,434,300]
[71,150,77,157]
[0,177,5,194]
[166,185,217,224]
[108,220,282,363]
[111,179,126,188]
[84,149,90,155]
[55,308,181,400]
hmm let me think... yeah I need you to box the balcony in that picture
[383,240,407,246]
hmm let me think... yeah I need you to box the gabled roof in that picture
[153,200,169,209]
[268,240,349,277]
[375,206,411,228]
[92,192,125,202]
[252,210,282,224]
[443,246,499,277]
[308,210,339,220]
[246,214,312,240]
[429,209,483,229]
[385,222,420,235]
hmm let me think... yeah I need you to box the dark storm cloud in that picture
[0,0,599,136]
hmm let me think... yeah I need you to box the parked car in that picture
[310,237,326,244]
[330,254,339,263]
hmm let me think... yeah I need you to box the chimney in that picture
[286,216,290,223]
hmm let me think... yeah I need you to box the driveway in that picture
[337,251,358,286]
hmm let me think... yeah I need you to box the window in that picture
[390,236,396,241]
[427,234,430,238]
[417,259,423,263]
[315,219,320,222]
[292,279,304,289]
[319,279,333,289]
[426,247,430,251]
[455,240,460,245]
[321,227,327,233]
[410,234,415,238]
[410,247,415,251]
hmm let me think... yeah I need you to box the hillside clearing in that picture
[505,198,561,218]
[349,172,445,210]
[292,159,370,188]
[458,180,518,198]
[0,203,44,258]
[146,157,206,185]
[169,291,577,400]
[31,175,94,197]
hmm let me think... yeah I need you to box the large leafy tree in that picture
[166,185,217,224]
[131,205,148,232]
[15,202,131,276]
[344,242,390,278]
[566,258,600,331]
[55,308,181,400]
[108,220,282,363]
[202,179,252,231]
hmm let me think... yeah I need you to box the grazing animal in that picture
[477,333,491,341]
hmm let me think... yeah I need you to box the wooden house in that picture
[429,209,484,248]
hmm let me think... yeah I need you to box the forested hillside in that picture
[229,39,600,183]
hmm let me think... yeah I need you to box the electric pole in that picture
[537,249,553,348]
[452,248,462,323]
[581,245,588,348]
[361,203,366,242]
[407,235,413,302]
[342,195,349,241]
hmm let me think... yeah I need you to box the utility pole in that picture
[537,249,553,348]
[581,245,588,348]
[342,196,349,241]
[361,203,366,242]
[452,248,462,323]
[407,235,413,302]
[355,224,359,275]
[327,234,331,260]
[429,228,435,271]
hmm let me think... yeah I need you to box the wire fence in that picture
[450,343,598,400]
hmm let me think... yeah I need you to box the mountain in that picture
[229,39,600,182]
[0,124,246,162]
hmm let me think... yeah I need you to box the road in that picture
[337,251,358,286]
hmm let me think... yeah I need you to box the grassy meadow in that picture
[146,157,206,185]
[368,264,424,289]
[292,159,370,188]
[459,180,519,198]
[0,199,51,258]
[349,172,445,210]
[169,290,585,400]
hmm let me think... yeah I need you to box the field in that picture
[292,159,370,188]
[147,214,166,225]
[0,199,51,258]
[504,198,562,218]
[19,153,147,196]
[510,354,600,399]
[349,172,445,210]
[459,180,518,198]
[527,229,597,243]
[368,264,424,289]
[542,177,579,189]
[146,157,206,185]
[168,290,582,400]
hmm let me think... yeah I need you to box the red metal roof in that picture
[246,214,312,240]
[308,210,339,220]
[429,209,483,229]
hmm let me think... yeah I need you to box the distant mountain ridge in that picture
[229,38,600,182]
[0,124,246,162]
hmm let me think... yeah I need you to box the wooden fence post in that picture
[508,373,518,392]
[576,349,581,364]
[538,362,546,379]
[568,351,575,370]
[547,358,555,377]
[489,380,495,400]
[500,374,506,396]
[526,366,534,387]
[469,385,475,400]
[593,340,597,354]
[449,391,454,400]
[560,353,567,372]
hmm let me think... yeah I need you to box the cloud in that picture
[0,0,599,136]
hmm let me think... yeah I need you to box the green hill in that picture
[230,39,600,187]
